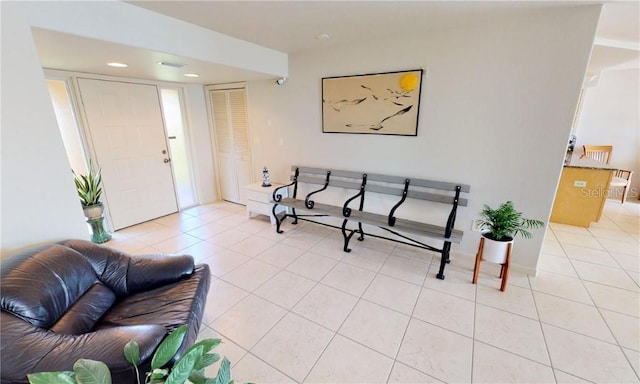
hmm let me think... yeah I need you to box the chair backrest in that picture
[614,169,633,181]
[581,145,613,164]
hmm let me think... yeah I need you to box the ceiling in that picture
[33,1,639,85]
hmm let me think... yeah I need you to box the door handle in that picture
[163,158,171,163]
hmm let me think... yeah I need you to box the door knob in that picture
[163,158,171,163]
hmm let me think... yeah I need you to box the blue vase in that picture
[87,217,112,243]
[83,203,111,244]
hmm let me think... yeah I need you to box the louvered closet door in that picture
[210,88,252,204]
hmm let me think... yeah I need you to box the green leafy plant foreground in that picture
[27,325,233,384]
[72,159,103,207]
[477,200,544,241]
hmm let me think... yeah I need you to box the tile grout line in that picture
[579,231,640,382]
[470,263,478,384]
[299,246,392,384]
[553,219,640,382]
[529,280,560,384]
[246,225,368,383]
[384,261,446,384]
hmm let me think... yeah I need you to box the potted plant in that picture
[27,324,233,384]
[476,201,544,263]
[73,160,111,244]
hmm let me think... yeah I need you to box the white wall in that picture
[575,69,640,198]
[1,3,89,256]
[247,6,602,273]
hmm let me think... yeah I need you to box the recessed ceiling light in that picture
[316,33,330,40]
[107,62,128,68]
[184,73,200,78]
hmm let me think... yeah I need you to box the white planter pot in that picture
[481,233,514,264]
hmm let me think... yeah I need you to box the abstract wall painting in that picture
[322,69,423,136]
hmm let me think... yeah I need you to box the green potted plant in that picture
[73,159,111,243]
[27,325,233,384]
[477,201,544,263]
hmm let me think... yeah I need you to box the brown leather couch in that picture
[0,239,210,384]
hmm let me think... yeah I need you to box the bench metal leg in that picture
[291,207,299,225]
[272,204,285,234]
[341,219,355,252]
[357,222,365,241]
[436,242,452,280]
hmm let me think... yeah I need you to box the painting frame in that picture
[322,69,423,136]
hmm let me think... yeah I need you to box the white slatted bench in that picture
[271,166,470,280]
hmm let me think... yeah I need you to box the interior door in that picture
[78,78,178,230]
[210,88,252,204]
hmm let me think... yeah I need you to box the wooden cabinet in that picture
[243,183,288,225]
[550,166,614,227]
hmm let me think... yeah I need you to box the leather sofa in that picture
[0,239,210,384]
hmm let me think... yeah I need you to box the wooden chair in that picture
[581,145,613,164]
[610,170,633,204]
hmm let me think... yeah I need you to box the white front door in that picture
[209,88,253,204]
[78,78,178,230]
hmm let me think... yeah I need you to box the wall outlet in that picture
[471,219,482,232]
[574,180,587,187]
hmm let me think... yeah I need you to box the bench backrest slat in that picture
[294,174,362,191]
[294,166,365,180]
[363,184,468,206]
[407,191,468,206]
[364,173,470,193]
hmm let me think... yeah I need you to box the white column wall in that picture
[1,3,89,256]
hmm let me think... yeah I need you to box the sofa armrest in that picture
[1,311,166,383]
[127,254,195,293]
[60,239,195,296]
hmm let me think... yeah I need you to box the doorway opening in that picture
[160,87,198,210]
[46,76,200,225]
[46,78,87,174]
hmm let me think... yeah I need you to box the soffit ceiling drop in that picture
[34,1,639,84]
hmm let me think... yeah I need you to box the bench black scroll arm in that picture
[444,185,462,238]
[273,167,299,202]
[388,179,410,226]
[343,174,367,217]
[305,171,331,209]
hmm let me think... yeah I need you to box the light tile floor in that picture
[106,200,640,383]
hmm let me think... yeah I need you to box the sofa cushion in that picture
[96,264,210,361]
[50,282,116,335]
[1,244,99,328]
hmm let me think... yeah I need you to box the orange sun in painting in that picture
[399,73,419,92]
